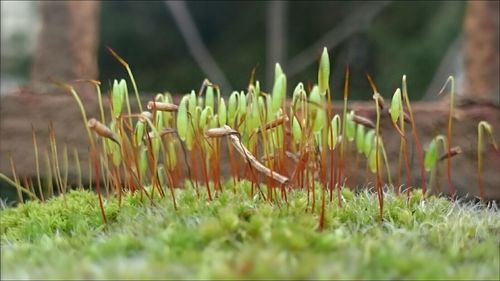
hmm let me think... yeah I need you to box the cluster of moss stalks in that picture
[3,47,498,224]
[1,46,499,279]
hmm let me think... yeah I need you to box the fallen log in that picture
[1,92,498,199]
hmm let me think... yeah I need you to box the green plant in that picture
[437,76,457,198]
[401,75,426,195]
[1,46,496,231]
[476,121,499,200]
[389,88,411,194]
[366,74,384,221]
[424,135,462,197]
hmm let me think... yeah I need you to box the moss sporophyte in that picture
[2,46,495,224]
[2,46,500,279]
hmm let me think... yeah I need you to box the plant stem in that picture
[441,76,456,198]
[375,98,384,221]
[32,126,44,201]
[338,68,349,190]
[107,47,143,113]
[402,75,426,194]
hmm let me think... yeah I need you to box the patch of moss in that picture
[1,182,499,279]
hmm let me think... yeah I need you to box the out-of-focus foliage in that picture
[1,1,465,100]
[98,1,465,99]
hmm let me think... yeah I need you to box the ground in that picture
[1,182,499,279]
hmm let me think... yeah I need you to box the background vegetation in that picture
[98,1,464,99]
[2,1,465,100]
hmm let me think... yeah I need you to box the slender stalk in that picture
[227,139,239,188]
[477,121,499,200]
[107,47,143,113]
[402,138,412,197]
[32,126,44,201]
[73,148,82,189]
[164,167,178,210]
[48,124,63,196]
[477,127,485,200]
[380,140,393,188]
[52,80,96,149]
[338,67,349,190]
[374,98,384,221]
[438,76,456,198]
[24,178,36,201]
[198,141,213,200]
[91,147,107,224]
[44,149,54,198]
[402,75,426,194]
[62,144,69,193]
[319,182,326,231]
[8,155,23,203]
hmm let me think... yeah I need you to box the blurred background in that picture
[3,0,490,101]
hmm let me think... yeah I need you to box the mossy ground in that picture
[1,182,499,280]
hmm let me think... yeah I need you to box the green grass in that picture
[1,182,499,280]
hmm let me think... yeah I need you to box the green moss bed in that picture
[1,182,499,280]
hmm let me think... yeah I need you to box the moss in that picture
[1,182,499,279]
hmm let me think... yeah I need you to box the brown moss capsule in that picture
[87,118,120,145]
[147,101,179,112]
[223,125,289,185]
[204,127,239,138]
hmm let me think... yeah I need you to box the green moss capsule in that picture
[424,138,438,172]
[390,88,402,124]
[318,47,330,95]
[228,91,239,127]
[346,111,356,142]
[364,129,375,157]
[356,124,365,154]
[138,146,147,181]
[206,85,214,110]
[200,107,213,129]
[166,141,177,171]
[313,108,326,133]
[188,90,197,115]
[292,116,302,145]
[271,74,286,115]
[309,86,321,115]
[218,98,227,126]
[328,115,341,150]
[111,80,124,118]
[134,121,145,146]
[177,96,189,141]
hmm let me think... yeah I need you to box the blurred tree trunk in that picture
[463,0,499,105]
[266,1,287,86]
[30,1,100,100]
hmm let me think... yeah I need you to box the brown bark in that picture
[30,1,100,100]
[463,0,499,104]
[1,94,499,200]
